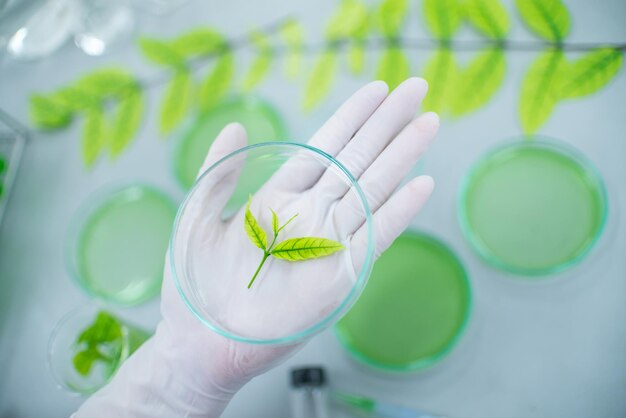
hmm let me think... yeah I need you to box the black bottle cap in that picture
[291,366,326,388]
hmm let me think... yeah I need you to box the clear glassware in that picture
[74,0,134,56]
[174,96,287,191]
[458,137,608,276]
[66,184,177,306]
[4,0,80,59]
[48,305,151,395]
[170,142,375,345]
[130,0,190,15]
[335,231,472,372]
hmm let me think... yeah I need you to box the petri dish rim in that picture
[65,183,177,306]
[172,95,288,190]
[457,136,609,277]
[334,230,473,373]
[169,141,375,345]
[47,304,136,396]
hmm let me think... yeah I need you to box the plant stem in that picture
[248,252,270,289]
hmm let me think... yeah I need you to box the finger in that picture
[334,112,439,235]
[313,77,429,198]
[196,122,248,179]
[350,175,435,269]
[192,123,248,219]
[266,81,389,193]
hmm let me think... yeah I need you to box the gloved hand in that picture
[75,78,439,418]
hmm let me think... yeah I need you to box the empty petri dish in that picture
[335,231,471,372]
[170,142,374,345]
[458,138,607,276]
[48,305,151,395]
[173,96,287,191]
[67,185,177,305]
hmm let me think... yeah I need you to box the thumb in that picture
[192,123,248,219]
[197,122,248,179]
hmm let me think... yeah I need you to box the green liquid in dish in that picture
[460,141,606,275]
[174,97,286,190]
[336,232,471,371]
[75,186,177,305]
[0,154,6,174]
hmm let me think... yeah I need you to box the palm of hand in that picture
[160,78,439,390]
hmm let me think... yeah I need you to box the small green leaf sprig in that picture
[30,69,144,167]
[72,311,124,377]
[244,197,344,289]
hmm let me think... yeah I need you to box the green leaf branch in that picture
[244,197,344,289]
[28,0,626,167]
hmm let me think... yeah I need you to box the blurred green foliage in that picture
[29,0,624,167]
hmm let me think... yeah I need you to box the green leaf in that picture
[73,348,100,376]
[519,49,565,134]
[464,0,510,39]
[76,68,136,98]
[277,213,298,234]
[271,237,345,261]
[558,48,624,99]
[377,0,408,37]
[375,47,410,90]
[423,0,462,39]
[110,88,144,157]
[29,95,72,129]
[81,107,106,167]
[244,197,267,250]
[53,87,99,112]
[77,312,123,345]
[451,47,506,116]
[170,29,224,56]
[302,50,338,111]
[284,49,302,80]
[326,0,369,40]
[515,0,570,41]
[242,51,272,91]
[422,49,458,113]
[159,70,193,135]
[281,19,304,46]
[199,51,234,111]
[348,43,366,75]
[270,209,279,235]
[138,38,185,68]
[281,20,304,79]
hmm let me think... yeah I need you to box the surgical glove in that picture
[75,77,439,417]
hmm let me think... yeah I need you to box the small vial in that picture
[289,367,329,418]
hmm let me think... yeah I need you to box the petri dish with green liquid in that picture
[458,138,607,276]
[67,185,177,306]
[335,232,471,372]
[173,96,287,210]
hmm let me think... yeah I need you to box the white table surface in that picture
[1,0,625,417]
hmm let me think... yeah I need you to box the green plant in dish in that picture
[244,197,344,289]
[72,311,149,378]
[72,311,124,377]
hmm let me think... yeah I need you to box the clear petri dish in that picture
[170,142,375,345]
[173,96,287,191]
[335,231,472,372]
[458,138,607,276]
[66,185,177,306]
[48,305,151,395]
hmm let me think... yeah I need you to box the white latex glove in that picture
[75,78,439,417]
